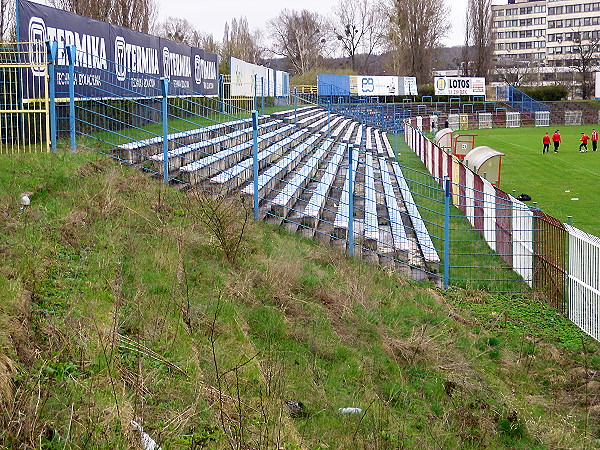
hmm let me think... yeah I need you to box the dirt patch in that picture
[60,209,89,246]
[76,159,110,178]
[9,291,39,367]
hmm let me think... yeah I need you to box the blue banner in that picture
[18,0,219,99]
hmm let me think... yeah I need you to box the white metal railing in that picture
[535,111,550,127]
[566,225,600,341]
[478,112,493,129]
[506,111,521,128]
[564,110,583,126]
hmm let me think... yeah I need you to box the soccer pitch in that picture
[463,125,600,235]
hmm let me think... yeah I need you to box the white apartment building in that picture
[492,0,600,92]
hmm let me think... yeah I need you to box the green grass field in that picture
[463,125,600,235]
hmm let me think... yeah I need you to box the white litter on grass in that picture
[131,420,162,450]
[565,190,571,193]
[338,407,362,414]
[571,198,580,201]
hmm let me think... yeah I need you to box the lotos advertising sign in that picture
[434,77,486,97]
[18,0,218,99]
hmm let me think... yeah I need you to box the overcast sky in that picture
[155,0,507,49]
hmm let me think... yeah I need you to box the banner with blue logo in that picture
[18,0,218,99]
[318,74,418,97]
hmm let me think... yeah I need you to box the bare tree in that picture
[197,32,219,54]
[220,16,262,73]
[571,31,600,99]
[494,61,533,87]
[465,0,494,79]
[268,9,326,75]
[384,0,449,83]
[158,17,197,45]
[49,0,157,33]
[330,0,386,72]
[0,0,14,40]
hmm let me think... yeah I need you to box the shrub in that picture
[521,85,569,102]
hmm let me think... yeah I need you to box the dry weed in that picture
[0,354,15,405]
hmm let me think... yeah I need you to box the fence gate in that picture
[535,111,550,127]
[220,74,255,115]
[506,112,521,128]
[564,110,583,126]
[0,43,50,154]
[478,112,493,129]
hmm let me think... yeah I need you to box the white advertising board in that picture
[350,75,399,96]
[403,77,418,95]
[349,75,418,96]
[230,57,288,97]
[434,77,486,97]
[596,72,600,99]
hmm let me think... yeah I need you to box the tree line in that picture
[0,0,495,84]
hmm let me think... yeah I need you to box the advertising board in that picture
[18,0,218,98]
[434,77,486,97]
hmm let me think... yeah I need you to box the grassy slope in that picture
[464,125,600,235]
[0,151,599,448]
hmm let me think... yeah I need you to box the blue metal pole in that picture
[66,45,76,153]
[15,0,20,45]
[293,87,297,124]
[252,110,259,221]
[348,143,355,257]
[218,74,224,113]
[160,77,169,184]
[444,177,451,289]
[253,74,257,112]
[327,100,331,139]
[361,119,365,152]
[45,40,57,153]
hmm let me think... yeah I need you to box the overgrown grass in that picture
[1,149,599,448]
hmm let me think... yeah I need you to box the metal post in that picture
[252,110,259,221]
[327,100,331,139]
[218,74,224,113]
[45,40,58,153]
[261,77,265,116]
[361,119,365,152]
[253,74,257,112]
[160,77,169,184]
[66,45,76,153]
[15,0,20,49]
[444,177,451,289]
[348,143,355,257]
[293,87,297,124]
